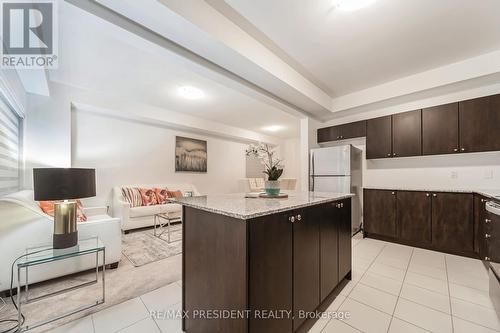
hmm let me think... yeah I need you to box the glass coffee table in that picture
[154,213,181,243]
[15,237,105,332]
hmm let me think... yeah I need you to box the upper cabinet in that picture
[366,116,392,159]
[316,93,500,158]
[422,103,459,155]
[317,120,366,143]
[460,94,500,153]
[392,110,422,158]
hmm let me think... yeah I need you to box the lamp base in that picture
[53,231,78,249]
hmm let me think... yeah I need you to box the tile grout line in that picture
[386,247,414,333]
[321,240,388,333]
[444,255,454,333]
[138,296,163,333]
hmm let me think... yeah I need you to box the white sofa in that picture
[112,184,200,232]
[0,191,122,292]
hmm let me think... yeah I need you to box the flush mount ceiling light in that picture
[333,0,376,11]
[262,125,285,132]
[178,86,205,100]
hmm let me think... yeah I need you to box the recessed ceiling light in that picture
[262,125,285,132]
[178,86,205,100]
[333,0,376,11]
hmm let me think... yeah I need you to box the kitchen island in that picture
[175,191,354,333]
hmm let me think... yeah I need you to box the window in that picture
[0,98,20,195]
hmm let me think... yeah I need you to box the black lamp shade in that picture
[33,168,96,201]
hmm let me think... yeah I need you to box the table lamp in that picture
[33,168,96,249]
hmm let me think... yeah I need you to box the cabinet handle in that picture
[336,136,340,139]
[426,193,430,197]
[393,153,396,157]
[297,214,302,221]
[289,216,295,223]
[340,203,344,208]
[387,153,391,157]
[433,194,437,197]
[391,192,395,195]
[485,219,491,224]
[453,148,458,152]
[461,148,466,152]
[485,257,491,261]
[481,199,485,203]
[340,136,344,139]
[485,233,491,239]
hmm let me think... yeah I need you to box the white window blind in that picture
[0,98,20,195]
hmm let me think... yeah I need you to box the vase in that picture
[264,180,281,196]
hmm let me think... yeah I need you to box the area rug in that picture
[122,225,183,267]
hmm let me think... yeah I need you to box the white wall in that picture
[314,82,500,191]
[72,110,249,205]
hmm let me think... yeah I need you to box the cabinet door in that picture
[338,199,352,281]
[459,96,490,153]
[474,195,489,258]
[249,211,293,333]
[422,103,459,155]
[392,110,422,158]
[339,121,366,140]
[397,191,431,244]
[293,209,320,331]
[363,189,397,238]
[366,116,392,159]
[317,126,340,143]
[431,193,474,253]
[316,203,339,302]
[487,94,500,151]
[486,204,500,263]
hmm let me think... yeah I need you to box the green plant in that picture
[245,143,284,181]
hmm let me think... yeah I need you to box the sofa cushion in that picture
[129,203,182,219]
[154,188,169,204]
[138,188,158,206]
[122,187,142,207]
[167,190,183,198]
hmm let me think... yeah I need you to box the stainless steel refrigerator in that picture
[310,145,363,235]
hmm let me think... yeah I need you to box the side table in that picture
[15,237,105,332]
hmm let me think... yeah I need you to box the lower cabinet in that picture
[364,189,474,256]
[363,189,397,238]
[293,209,319,331]
[249,201,352,333]
[397,191,432,244]
[431,192,474,253]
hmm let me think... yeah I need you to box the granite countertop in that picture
[171,191,354,220]
[363,187,500,199]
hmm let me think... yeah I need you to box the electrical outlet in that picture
[484,170,494,179]
[451,171,458,179]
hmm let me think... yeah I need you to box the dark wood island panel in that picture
[182,198,352,333]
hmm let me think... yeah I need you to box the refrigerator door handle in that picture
[311,152,315,191]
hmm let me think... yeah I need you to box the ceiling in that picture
[224,0,500,97]
[50,2,300,139]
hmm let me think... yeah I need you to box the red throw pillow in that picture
[167,190,183,199]
[138,188,159,206]
[38,200,87,222]
[154,188,169,204]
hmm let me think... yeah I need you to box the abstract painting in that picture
[175,136,207,172]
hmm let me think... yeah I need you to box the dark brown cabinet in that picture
[422,103,459,155]
[317,204,338,302]
[249,211,293,333]
[363,189,397,238]
[460,94,500,153]
[366,116,393,159]
[392,110,422,158]
[364,189,475,257]
[293,209,319,331]
[397,191,432,244]
[338,199,352,281]
[474,194,489,259]
[317,121,366,143]
[486,201,500,263]
[431,192,474,253]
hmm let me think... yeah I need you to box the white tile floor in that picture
[49,237,500,333]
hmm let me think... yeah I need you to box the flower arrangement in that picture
[245,143,284,181]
